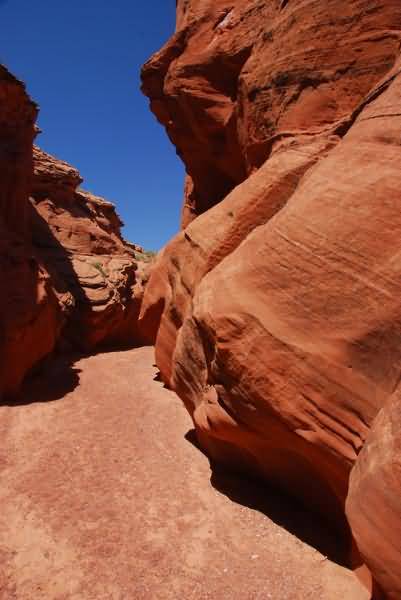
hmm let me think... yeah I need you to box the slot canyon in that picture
[1,1,401,598]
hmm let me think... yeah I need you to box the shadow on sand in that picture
[185,428,349,568]
[153,369,172,390]
[5,354,82,407]
[3,342,151,408]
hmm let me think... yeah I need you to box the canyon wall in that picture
[0,67,148,400]
[140,1,401,596]
[31,146,147,352]
[0,66,61,399]
[346,384,401,599]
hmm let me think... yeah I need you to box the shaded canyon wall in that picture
[0,66,149,400]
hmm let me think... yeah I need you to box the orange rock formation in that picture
[0,66,61,398]
[2,1,401,594]
[140,2,401,596]
[31,146,147,351]
[0,67,148,400]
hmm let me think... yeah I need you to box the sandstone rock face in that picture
[346,388,401,599]
[0,68,148,399]
[142,0,401,224]
[31,147,146,351]
[141,1,401,589]
[0,66,62,399]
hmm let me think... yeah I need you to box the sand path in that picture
[0,347,368,599]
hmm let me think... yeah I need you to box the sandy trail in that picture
[0,347,368,599]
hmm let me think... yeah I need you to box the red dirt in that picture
[0,347,369,599]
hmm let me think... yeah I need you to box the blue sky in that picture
[1,0,184,250]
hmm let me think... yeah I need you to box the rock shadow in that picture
[152,369,170,389]
[185,428,349,568]
[153,370,163,383]
[5,353,82,406]
[29,201,88,339]
[89,340,145,355]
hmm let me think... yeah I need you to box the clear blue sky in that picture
[1,0,184,250]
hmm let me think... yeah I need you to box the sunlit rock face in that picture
[346,386,401,600]
[30,146,148,352]
[142,0,401,224]
[0,68,149,399]
[141,1,401,595]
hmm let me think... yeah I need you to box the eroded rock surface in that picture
[31,147,147,351]
[346,387,401,599]
[142,0,401,224]
[0,66,61,399]
[0,69,149,399]
[141,2,401,594]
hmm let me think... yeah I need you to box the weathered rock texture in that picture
[346,387,401,599]
[142,0,401,226]
[0,66,61,399]
[31,146,147,351]
[0,67,148,399]
[141,1,401,595]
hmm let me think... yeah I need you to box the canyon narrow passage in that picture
[0,348,368,600]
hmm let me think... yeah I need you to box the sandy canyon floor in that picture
[0,347,370,599]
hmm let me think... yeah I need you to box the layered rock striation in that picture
[142,0,401,225]
[141,1,401,595]
[31,146,147,351]
[346,384,401,599]
[0,66,61,398]
[0,67,149,399]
